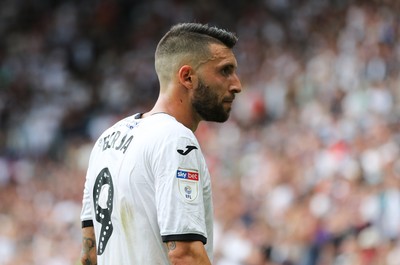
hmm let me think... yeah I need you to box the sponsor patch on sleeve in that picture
[176,169,199,181]
[176,169,199,202]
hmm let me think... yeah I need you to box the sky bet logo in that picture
[176,169,199,181]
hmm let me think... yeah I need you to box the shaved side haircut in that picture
[155,23,238,84]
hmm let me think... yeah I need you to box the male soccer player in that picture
[80,22,242,264]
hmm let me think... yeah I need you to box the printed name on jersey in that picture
[176,169,199,181]
[99,130,133,154]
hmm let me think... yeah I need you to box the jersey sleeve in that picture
[80,170,94,228]
[153,135,209,244]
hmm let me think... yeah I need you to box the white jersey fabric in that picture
[80,113,213,264]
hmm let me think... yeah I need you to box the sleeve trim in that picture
[162,233,207,245]
[82,220,94,228]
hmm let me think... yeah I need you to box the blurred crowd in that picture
[1,0,400,264]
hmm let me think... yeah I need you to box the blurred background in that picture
[1,0,400,264]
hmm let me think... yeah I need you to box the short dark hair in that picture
[161,23,238,49]
[155,23,238,82]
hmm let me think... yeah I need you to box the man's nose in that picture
[230,74,242,93]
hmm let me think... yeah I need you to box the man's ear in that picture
[178,65,197,89]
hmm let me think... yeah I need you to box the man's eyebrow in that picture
[223,63,237,68]
[219,61,238,70]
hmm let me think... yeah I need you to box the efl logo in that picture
[176,169,199,181]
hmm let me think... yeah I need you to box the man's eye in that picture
[221,67,233,76]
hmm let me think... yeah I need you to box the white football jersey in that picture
[80,113,213,264]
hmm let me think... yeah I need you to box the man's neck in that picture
[144,100,201,132]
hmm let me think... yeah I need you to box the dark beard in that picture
[192,79,230,122]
